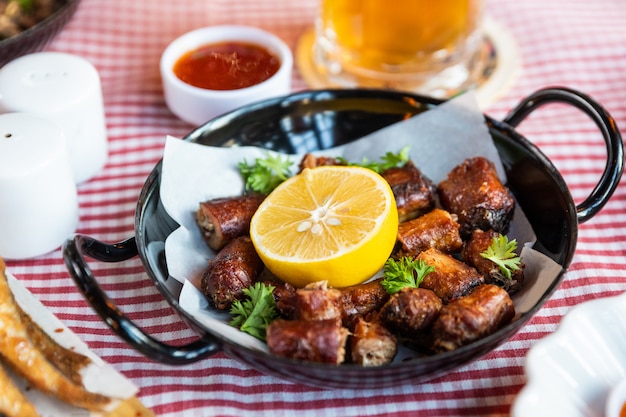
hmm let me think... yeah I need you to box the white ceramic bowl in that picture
[160,25,293,126]
[512,291,626,417]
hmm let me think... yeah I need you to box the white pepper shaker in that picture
[0,52,108,183]
[0,113,79,259]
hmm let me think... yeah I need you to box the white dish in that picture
[160,25,293,126]
[512,291,626,417]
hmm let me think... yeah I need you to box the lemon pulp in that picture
[250,165,398,288]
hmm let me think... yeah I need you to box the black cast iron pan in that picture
[64,87,624,389]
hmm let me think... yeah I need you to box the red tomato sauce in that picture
[173,41,281,90]
[621,401,626,417]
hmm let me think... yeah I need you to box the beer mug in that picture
[313,0,487,97]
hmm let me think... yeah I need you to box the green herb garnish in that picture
[238,153,293,194]
[480,234,522,280]
[337,145,410,173]
[380,257,435,294]
[229,282,277,341]
[16,0,35,11]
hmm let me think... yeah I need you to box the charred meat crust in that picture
[396,208,463,256]
[431,284,515,353]
[350,318,397,366]
[291,281,343,321]
[196,194,265,251]
[266,318,349,364]
[378,287,442,338]
[382,160,436,223]
[339,278,390,329]
[201,236,264,310]
[437,156,515,238]
[416,247,485,304]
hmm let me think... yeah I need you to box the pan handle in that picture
[502,86,624,223]
[63,234,220,365]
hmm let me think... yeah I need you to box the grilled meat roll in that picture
[438,157,515,238]
[350,317,397,366]
[416,247,485,304]
[431,284,515,353]
[382,160,436,223]
[339,278,390,329]
[200,236,264,310]
[462,229,525,294]
[196,193,265,251]
[378,287,442,339]
[266,318,349,364]
[292,281,343,321]
[396,208,463,257]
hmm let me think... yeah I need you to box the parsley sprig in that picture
[338,145,410,173]
[381,257,435,294]
[229,282,277,341]
[238,153,293,194]
[480,234,522,280]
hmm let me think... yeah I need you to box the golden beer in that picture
[314,0,484,95]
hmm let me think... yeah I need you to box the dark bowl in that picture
[0,0,81,68]
[64,87,624,389]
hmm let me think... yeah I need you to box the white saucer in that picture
[296,16,521,109]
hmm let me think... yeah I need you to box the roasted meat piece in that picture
[292,281,343,321]
[396,208,463,256]
[378,287,442,339]
[269,279,298,319]
[382,160,436,222]
[339,278,390,329]
[437,157,515,237]
[349,318,397,366]
[196,193,265,251]
[431,284,515,353]
[416,247,484,304]
[200,236,264,310]
[266,318,349,364]
[462,229,525,294]
[299,153,344,171]
[274,279,389,327]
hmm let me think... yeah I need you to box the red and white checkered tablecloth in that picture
[4,0,626,415]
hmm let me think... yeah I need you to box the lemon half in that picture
[250,165,398,288]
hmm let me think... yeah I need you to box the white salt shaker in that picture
[0,52,108,183]
[0,113,79,259]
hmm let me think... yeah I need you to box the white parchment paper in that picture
[6,270,138,416]
[160,92,564,355]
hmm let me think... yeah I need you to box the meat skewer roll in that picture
[396,208,463,257]
[381,161,436,223]
[267,318,349,364]
[378,287,442,339]
[196,193,265,251]
[350,318,397,366]
[431,284,515,353]
[416,247,485,304]
[291,281,343,322]
[438,156,515,238]
[339,278,390,329]
[200,236,264,310]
